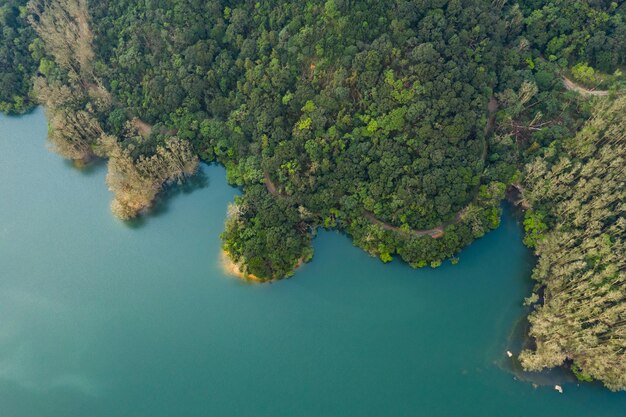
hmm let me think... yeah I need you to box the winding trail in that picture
[363,210,448,238]
[361,97,496,239]
[264,171,277,195]
[562,76,609,97]
[264,98,498,239]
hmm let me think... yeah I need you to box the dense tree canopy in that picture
[0,0,36,113]
[521,0,626,73]
[519,97,626,391]
[0,0,624,390]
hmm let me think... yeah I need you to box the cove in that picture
[0,108,624,417]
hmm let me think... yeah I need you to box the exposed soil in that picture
[264,171,278,195]
[363,97,496,239]
[132,118,153,138]
[562,76,609,97]
[262,97,498,240]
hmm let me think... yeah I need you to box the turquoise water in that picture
[0,108,624,416]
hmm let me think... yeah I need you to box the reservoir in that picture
[1,108,624,416]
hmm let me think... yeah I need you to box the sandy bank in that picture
[221,250,305,283]
[221,250,265,282]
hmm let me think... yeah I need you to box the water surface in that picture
[1,109,624,416]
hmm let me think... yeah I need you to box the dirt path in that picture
[264,98,497,239]
[264,171,278,195]
[562,76,609,97]
[264,172,449,238]
[485,96,498,136]
[363,210,446,238]
[363,97,496,239]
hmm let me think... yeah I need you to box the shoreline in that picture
[497,312,577,387]
[220,250,265,282]
[220,250,306,283]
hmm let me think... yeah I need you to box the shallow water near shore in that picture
[1,108,624,416]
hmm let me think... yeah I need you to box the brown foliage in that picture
[34,77,104,161]
[104,137,199,220]
[520,97,626,391]
[28,0,94,80]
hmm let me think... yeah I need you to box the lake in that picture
[1,108,624,416]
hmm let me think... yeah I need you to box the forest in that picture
[0,0,624,391]
[519,97,625,391]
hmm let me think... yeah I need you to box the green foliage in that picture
[521,0,626,73]
[7,0,624,390]
[534,70,555,91]
[0,0,36,113]
[9,0,535,276]
[520,97,626,391]
[571,362,594,383]
[221,186,312,280]
[571,63,596,84]
[378,244,392,263]
[522,210,547,248]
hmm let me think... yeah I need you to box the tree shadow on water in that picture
[496,311,577,387]
[124,169,210,229]
[63,158,107,177]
